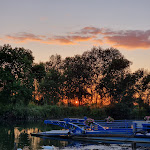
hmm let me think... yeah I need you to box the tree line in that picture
[0,44,150,118]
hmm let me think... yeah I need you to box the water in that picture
[0,121,150,150]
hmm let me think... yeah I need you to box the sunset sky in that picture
[0,0,150,72]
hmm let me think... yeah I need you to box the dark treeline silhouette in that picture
[0,44,150,119]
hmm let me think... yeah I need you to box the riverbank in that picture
[0,104,105,121]
[0,103,148,121]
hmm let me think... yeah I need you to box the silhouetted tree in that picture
[0,44,34,105]
[95,47,132,105]
[134,70,150,109]
[39,68,64,105]
[63,55,92,105]
[32,63,46,82]
[45,54,62,71]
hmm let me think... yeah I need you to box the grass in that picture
[0,103,148,121]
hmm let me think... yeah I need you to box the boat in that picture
[31,117,150,143]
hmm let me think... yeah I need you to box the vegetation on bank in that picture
[1,103,150,121]
[0,44,150,120]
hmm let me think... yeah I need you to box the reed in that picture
[0,103,148,121]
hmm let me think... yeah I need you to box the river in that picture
[0,121,149,150]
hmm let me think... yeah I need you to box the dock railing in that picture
[132,121,150,134]
[63,118,134,134]
[96,120,150,134]
[95,120,134,129]
[63,118,135,129]
[64,118,135,130]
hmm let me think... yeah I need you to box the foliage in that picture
[95,48,132,105]
[63,55,93,105]
[1,103,150,121]
[0,44,34,106]
[90,108,106,119]
[105,103,132,119]
[32,63,46,82]
[39,68,64,105]
[45,54,62,71]
[0,44,150,120]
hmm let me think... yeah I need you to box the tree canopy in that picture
[0,44,34,105]
[0,44,150,115]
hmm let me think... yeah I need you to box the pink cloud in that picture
[76,27,150,49]
[75,26,115,35]
[104,30,150,49]
[75,27,150,49]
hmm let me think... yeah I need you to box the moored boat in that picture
[31,117,150,143]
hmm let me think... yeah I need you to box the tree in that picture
[45,54,62,72]
[94,47,132,105]
[39,68,64,105]
[63,55,92,106]
[0,44,34,105]
[32,63,46,82]
[133,70,150,109]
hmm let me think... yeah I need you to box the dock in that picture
[31,130,69,137]
[31,117,150,144]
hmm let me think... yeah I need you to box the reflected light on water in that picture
[8,130,11,135]
[13,126,69,150]
[14,127,42,150]
[1,123,149,150]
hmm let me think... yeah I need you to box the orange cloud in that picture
[45,37,75,45]
[4,32,94,45]
[6,32,43,43]
[68,35,94,41]
[93,39,103,45]
[44,35,93,45]
[44,35,94,45]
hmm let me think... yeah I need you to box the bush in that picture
[1,103,149,121]
[90,108,106,119]
[105,103,132,120]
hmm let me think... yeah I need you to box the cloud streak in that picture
[6,32,43,43]
[4,32,94,45]
[75,27,116,35]
[2,27,150,49]
[104,30,150,49]
[76,27,150,49]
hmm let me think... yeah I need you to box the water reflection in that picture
[0,121,150,150]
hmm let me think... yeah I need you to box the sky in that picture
[0,0,150,72]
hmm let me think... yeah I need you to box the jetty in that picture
[31,117,150,143]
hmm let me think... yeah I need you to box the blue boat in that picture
[31,117,150,143]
